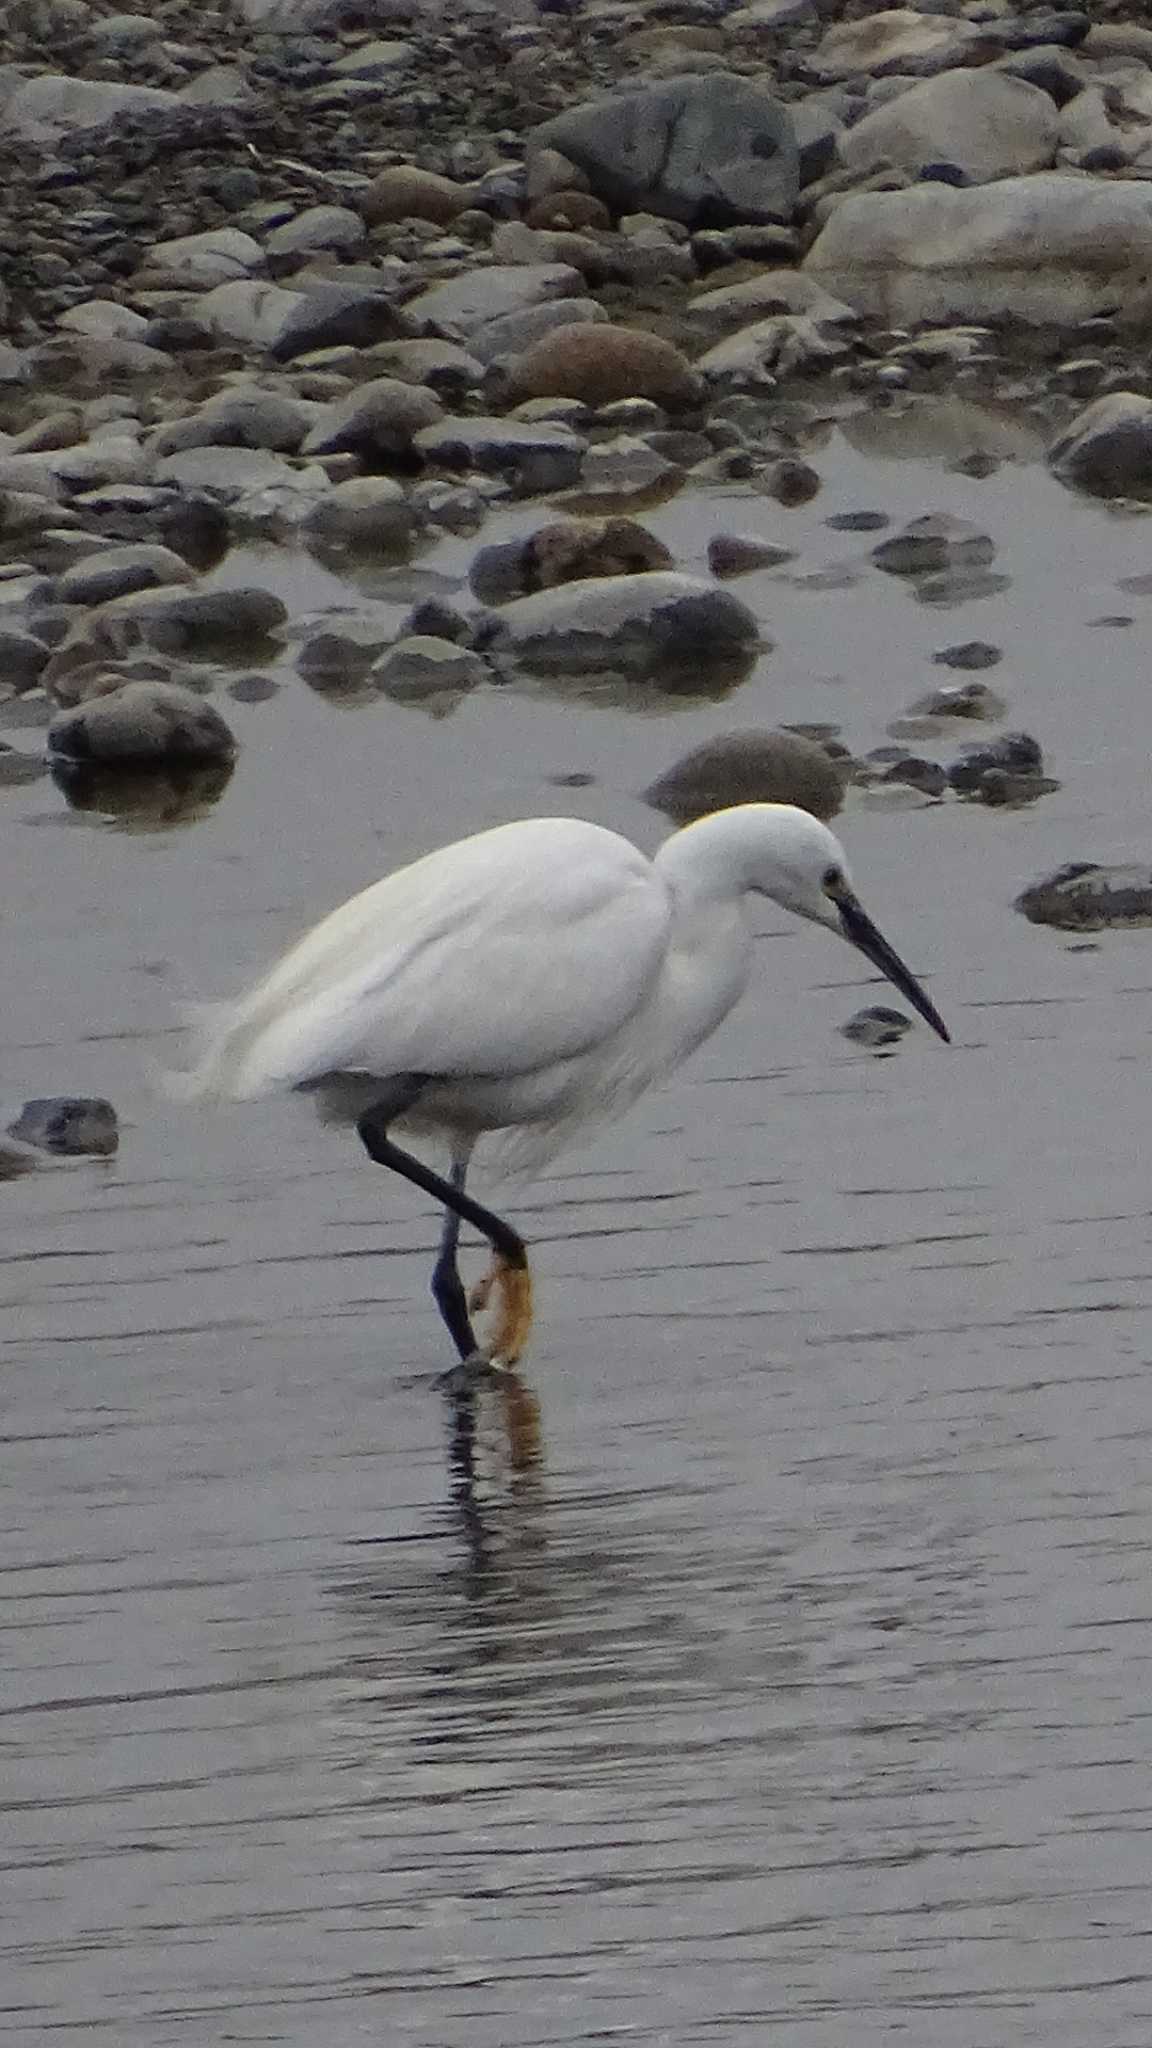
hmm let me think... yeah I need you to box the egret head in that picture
[749,806,951,1043]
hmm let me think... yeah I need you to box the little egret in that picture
[174,805,949,1368]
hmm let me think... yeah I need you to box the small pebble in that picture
[840,1006,913,1050]
[932,641,1002,670]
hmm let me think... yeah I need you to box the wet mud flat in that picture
[5,421,1152,2044]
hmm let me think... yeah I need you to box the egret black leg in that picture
[357,1081,534,1366]
[431,1160,476,1361]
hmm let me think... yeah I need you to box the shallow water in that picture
[6,406,1152,2045]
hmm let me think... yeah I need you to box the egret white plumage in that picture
[174,804,949,1369]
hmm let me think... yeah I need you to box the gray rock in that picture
[413,416,586,496]
[483,571,761,678]
[142,228,264,288]
[707,532,794,577]
[370,636,487,703]
[838,71,1058,186]
[1048,393,1152,499]
[55,544,196,607]
[471,297,607,368]
[48,680,237,766]
[265,206,367,259]
[690,269,856,328]
[3,74,183,143]
[329,37,414,77]
[9,1097,118,1156]
[949,731,1044,796]
[297,623,392,690]
[580,436,679,496]
[198,279,307,349]
[268,282,410,362]
[0,628,51,690]
[58,300,151,342]
[533,72,799,228]
[302,476,415,550]
[645,727,843,824]
[149,447,311,502]
[302,377,443,464]
[810,10,982,81]
[872,513,995,577]
[932,640,1003,670]
[405,265,584,343]
[909,679,1005,720]
[1016,862,1152,929]
[840,1006,912,1049]
[367,338,484,394]
[55,585,286,671]
[806,174,1152,327]
[150,391,312,458]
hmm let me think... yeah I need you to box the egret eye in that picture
[823,865,844,895]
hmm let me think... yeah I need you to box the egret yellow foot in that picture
[469,1252,534,1367]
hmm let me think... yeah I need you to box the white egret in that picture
[173,804,949,1368]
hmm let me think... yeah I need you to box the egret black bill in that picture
[838,894,950,1043]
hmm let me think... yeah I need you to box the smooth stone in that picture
[579,437,680,496]
[370,636,487,703]
[868,754,948,798]
[266,206,367,259]
[59,585,286,669]
[267,282,410,362]
[482,571,761,678]
[505,323,700,411]
[1016,862,1152,929]
[1049,392,1152,499]
[413,416,586,496]
[809,9,981,81]
[150,391,312,457]
[57,300,150,342]
[359,166,468,227]
[197,280,307,349]
[914,568,1011,608]
[367,338,484,392]
[471,297,606,368]
[949,731,1043,795]
[55,544,195,607]
[48,680,237,765]
[909,679,1005,719]
[696,314,851,382]
[690,270,857,326]
[8,1097,118,1156]
[3,74,183,142]
[301,377,443,463]
[932,639,1003,670]
[405,265,584,342]
[142,229,264,288]
[838,71,1058,186]
[532,72,799,228]
[839,1006,912,1049]
[872,513,995,576]
[806,174,1152,326]
[329,39,414,77]
[150,447,308,500]
[645,728,844,824]
[707,532,794,577]
[470,518,673,603]
[301,476,415,550]
[296,624,392,689]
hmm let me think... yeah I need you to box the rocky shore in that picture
[3,0,1152,873]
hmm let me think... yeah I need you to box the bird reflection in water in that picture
[441,1366,545,1595]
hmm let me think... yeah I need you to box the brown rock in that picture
[645,729,846,826]
[360,166,468,228]
[507,323,701,412]
[470,517,673,603]
[526,191,612,232]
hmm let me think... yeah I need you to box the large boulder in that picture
[1048,393,1152,498]
[805,174,1152,326]
[532,72,799,228]
[481,572,761,678]
[837,71,1059,186]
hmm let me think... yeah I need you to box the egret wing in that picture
[177,819,671,1099]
